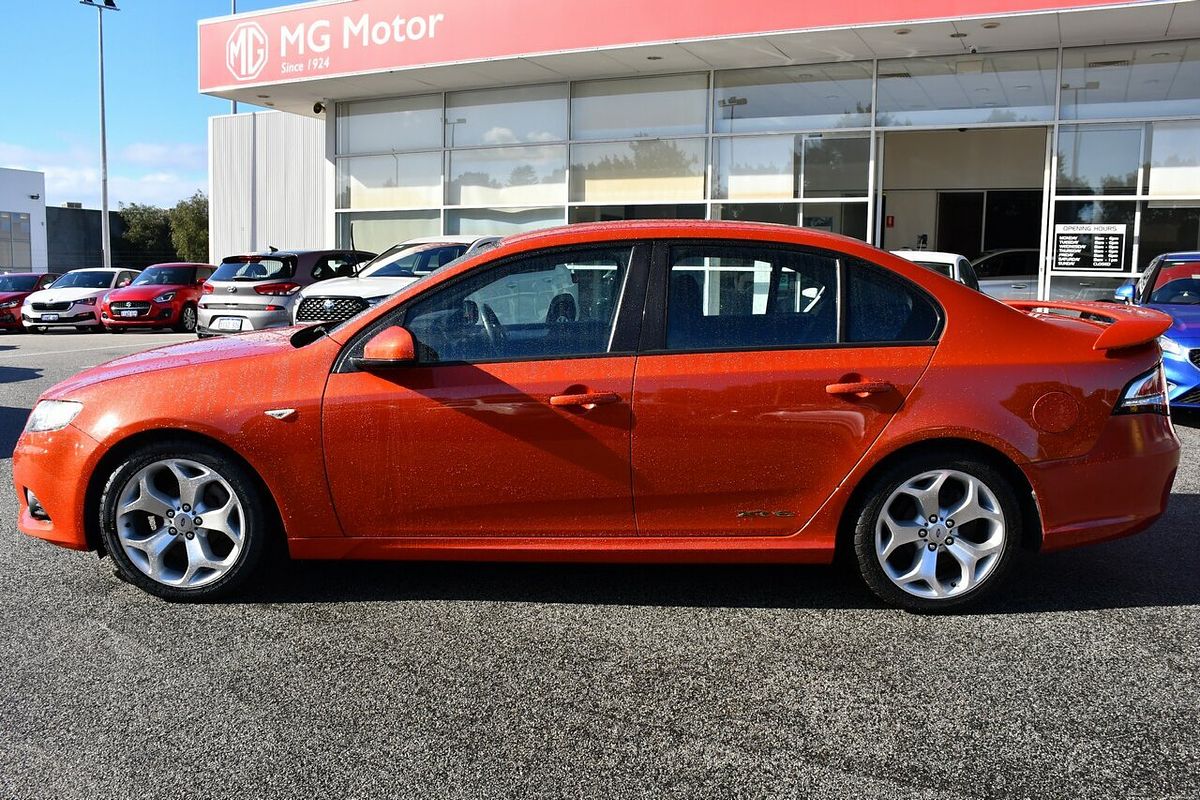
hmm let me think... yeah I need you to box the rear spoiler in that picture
[1005,300,1172,351]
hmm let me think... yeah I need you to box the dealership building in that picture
[200,0,1199,300]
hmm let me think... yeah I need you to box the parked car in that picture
[294,236,499,326]
[972,248,1039,300]
[100,263,214,333]
[0,272,61,332]
[1115,251,1200,409]
[891,250,980,290]
[14,221,1179,612]
[21,268,139,333]
[197,249,374,337]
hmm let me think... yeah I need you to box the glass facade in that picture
[332,38,1200,298]
[0,211,32,271]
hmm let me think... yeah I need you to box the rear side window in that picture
[844,261,939,343]
[311,254,359,281]
[212,258,294,281]
[665,245,838,351]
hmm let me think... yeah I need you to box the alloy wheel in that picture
[874,469,1006,599]
[181,306,197,332]
[114,458,246,589]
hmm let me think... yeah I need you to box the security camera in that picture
[970,46,978,54]
[28,194,40,200]
[313,101,326,114]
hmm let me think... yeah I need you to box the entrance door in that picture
[937,192,985,258]
[630,242,938,536]
[322,245,643,538]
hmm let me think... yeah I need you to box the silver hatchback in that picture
[197,249,374,337]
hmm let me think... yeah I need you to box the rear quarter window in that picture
[844,261,940,343]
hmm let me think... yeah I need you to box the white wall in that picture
[0,168,48,272]
[209,111,328,262]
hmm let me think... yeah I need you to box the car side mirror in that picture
[353,326,417,369]
[1114,282,1135,304]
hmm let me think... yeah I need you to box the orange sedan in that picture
[12,222,1180,611]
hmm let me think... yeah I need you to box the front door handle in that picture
[549,391,620,409]
[826,381,894,398]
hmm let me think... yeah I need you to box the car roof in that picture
[399,235,489,245]
[498,219,882,252]
[1159,252,1200,262]
[891,250,964,265]
[65,267,123,273]
[224,249,364,259]
[141,262,212,268]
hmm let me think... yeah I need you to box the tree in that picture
[169,191,209,263]
[117,203,175,267]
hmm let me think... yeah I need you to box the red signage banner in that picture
[199,0,1150,92]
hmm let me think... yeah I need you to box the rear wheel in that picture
[28,326,44,334]
[175,304,198,333]
[99,441,271,601]
[851,454,1021,612]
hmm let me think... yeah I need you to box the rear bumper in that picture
[1028,413,1180,551]
[197,306,293,334]
[12,424,102,551]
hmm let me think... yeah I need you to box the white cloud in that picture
[0,140,204,209]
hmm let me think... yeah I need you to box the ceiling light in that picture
[257,94,270,99]
[974,87,991,93]
[1014,84,1032,90]
[982,22,1000,29]
[950,32,969,39]
[1151,52,1171,58]
[894,28,911,35]
[646,56,663,61]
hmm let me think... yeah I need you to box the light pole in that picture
[231,0,237,114]
[81,0,119,268]
[719,96,748,127]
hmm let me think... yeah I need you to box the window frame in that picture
[638,239,944,355]
[333,241,652,373]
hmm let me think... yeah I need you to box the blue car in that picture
[1116,251,1200,409]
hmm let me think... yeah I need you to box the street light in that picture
[719,96,748,126]
[80,0,119,269]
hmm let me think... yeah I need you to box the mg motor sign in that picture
[226,21,268,82]
[199,0,1159,92]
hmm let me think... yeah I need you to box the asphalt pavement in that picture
[1,330,1198,799]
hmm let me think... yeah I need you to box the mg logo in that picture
[226,21,268,82]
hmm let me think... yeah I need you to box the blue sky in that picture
[0,0,304,209]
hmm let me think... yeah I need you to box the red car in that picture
[12,222,1180,611]
[0,272,60,331]
[99,263,214,333]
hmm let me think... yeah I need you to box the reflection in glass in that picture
[1139,204,1200,269]
[569,204,705,223]
[1053,200,1136,270]
[570,139,706,202]
[804,137,870,198]
[1049,276,1129,302]
[876,50,1056,126]
[1056,124,1141,195]
[445,84,568,147]
[1147,121,1200,197]
[713,202,868,240]
[336,95,443,154]
[714,135,869,200]
[1060,41,1200,120]
[571,74,708,140]
[714,62,873,133]
[336,210,441,252]
[336,153,443,209]
[446,145,567,206]
[445,207,564,235]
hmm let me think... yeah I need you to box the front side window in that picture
[665,245,839,351]
[404,246,631,363]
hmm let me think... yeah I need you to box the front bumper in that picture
[1028,412,1180,552]
[1163,346,1200,407]
[22,308,100,327]
[13,423,104,551]
[102,302,181,327]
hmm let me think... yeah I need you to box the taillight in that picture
[254,282,301,296]
[1115,363,1169,416]
[202,282,214,294]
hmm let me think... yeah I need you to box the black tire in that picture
[174,304,198,333]
[851,452,1022,613]
[106,326,126,334]
[98,440,272,601]
[28,326,44,334]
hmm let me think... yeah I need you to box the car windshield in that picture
[51,271,114,289]
[913,261,953,276]
[211,258,293,282]
[1149,262,1200,305]
[132,266,195,286]
[361,243,469,278]
[0,275,37,292]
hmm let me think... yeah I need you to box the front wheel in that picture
[99,441,271,601]
[851,454,1021,612]
[175,304,198,333]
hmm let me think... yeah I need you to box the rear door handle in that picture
[549,391,620,409]
[826,381,894,398]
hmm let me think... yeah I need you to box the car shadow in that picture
[0,406,31,457]
[0,365,42,386]
[240,493,1200,614]
[1172,409,1200,430]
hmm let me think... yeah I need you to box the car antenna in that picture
[268,245,279,253]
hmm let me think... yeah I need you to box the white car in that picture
[890,250,981,291]
[293,236,499,326]
[22,268,140,333]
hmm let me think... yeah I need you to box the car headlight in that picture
[24,400,83,433]
[77,297,97,306]
[0,299,19,309]
[1159,336,1186,357]
[153,291,176,303]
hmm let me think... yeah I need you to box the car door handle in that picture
[826,381,894,398]
[549,391,621,409]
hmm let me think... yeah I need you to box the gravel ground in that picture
[1,331,1197,799]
